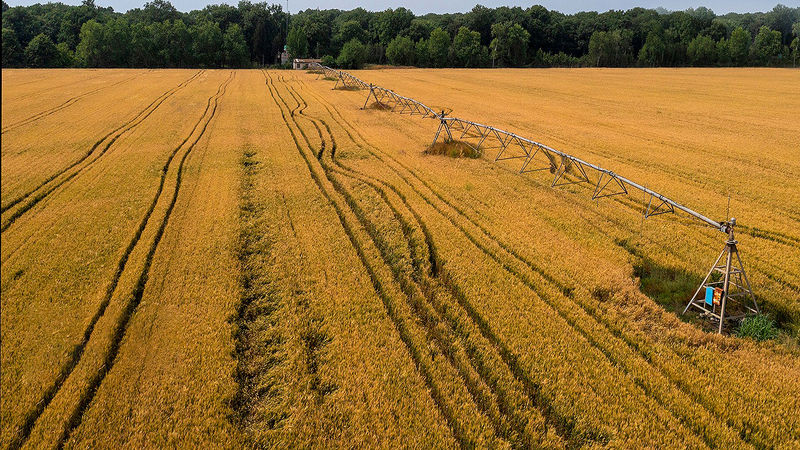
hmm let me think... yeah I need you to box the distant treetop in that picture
[2,1,798,68]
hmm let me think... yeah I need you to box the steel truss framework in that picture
[311,63,370,90]
[433,115,713,218]
[682,222,758,333]
[362,84,438,117]
[312,64,759,332]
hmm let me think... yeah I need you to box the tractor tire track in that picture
[0,70,203,232]
[7,72,232,450]
[358,91,777,446]
[470,140,800,443]
[297,80,702,447]
[301,80,761,448]
[54,71,233,449]
[1,70,203,214]
[284,83,567,447]
[3,71,110,100]
[263,72,480,448]
[2,73,144,134]
[320,92,755,447]
[284,85,531,445]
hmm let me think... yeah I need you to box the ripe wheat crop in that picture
[1,67,798,448]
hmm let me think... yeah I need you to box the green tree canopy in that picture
[451,26,487,67]
[407,18,433,42]
[687,34,716,65]
[320,54,335,67]
[24,33,58,67]
[2,27,23,66]
[729,27,751,66]
[75,19,106,66]
[716,37,731,65]
[490,21,529,67]
[588,29,633,67]
[287,25,308,58]
[167,19,191,67]
[55,42,74,67]
[191,20,222,67]
[104,18,132,66]
[373,7,414,46]
[129,22,155,67]
[414,38,429,67]
[385,35,415,66]
[333,20,367,48]
[751,25,783,65]
[223,23,249,67]
[427,27,450,68]
[638,30,666,66]
[2,1,797,69]
[140,0,179,23]
[336,38,367,69]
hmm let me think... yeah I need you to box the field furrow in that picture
[1,73,144,134]
[231,71,455,447]
[287,80,566,447]
[1,71,231,448]
[52,72,235,448]
[290,75,700,444]
[0,70,203,232]
[264,73,475,446]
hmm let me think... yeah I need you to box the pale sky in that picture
[5,0,797,15]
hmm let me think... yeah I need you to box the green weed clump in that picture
[365,101,391,111]
[424,141,480,159]
[737,314,779,341]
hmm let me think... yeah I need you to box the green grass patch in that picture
[365,101,392,111]
[737,314,779,341]
[616,239,797,339]
[424,140,481,159]
[333,85,362,91]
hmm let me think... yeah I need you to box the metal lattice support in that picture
[430,116,729,234]
[363,84,438,117]
[314,64,340,81]
[310,63,370,90]
[682,219,758,333]
[316,65,760,333]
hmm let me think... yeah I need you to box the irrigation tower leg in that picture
[735,250,759,314]
[718,242,734,334]
[431,123,443,147]
[362,85,374,109]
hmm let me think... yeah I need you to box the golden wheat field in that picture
[1,67,799,448]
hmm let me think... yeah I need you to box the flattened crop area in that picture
[1,68,798,448]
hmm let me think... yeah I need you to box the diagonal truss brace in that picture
[644,194,676,218]
[362,84,438,117]
[592,172,628,199]
[552,158,591,187]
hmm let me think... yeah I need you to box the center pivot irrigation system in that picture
[309,63,759,333]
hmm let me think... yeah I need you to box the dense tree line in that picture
[2,1,799,68]
[2,0,286,67]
